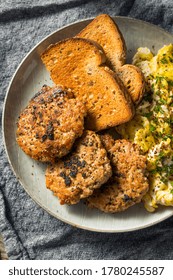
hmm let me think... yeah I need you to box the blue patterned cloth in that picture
[1,0,173,259]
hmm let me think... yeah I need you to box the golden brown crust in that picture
[77,14,126,69]
[87,138,149,212]
[100,133,115,151]
[77,14,145,104]
[41,37,134,131]
[16,85,86,162]
[117,64,145,104]
[45,130,112,205]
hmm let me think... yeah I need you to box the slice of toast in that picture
[76,14,144,104]
[41,37,134,131]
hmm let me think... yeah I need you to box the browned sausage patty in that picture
[45,131,112,205]
[87,136,149,212]
[16,85,86,162]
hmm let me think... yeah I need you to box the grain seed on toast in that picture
[41,37,134,131]
[77,14,145,104]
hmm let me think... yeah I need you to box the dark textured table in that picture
[1,0,173,260]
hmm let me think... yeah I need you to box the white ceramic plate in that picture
[3,16,173,232]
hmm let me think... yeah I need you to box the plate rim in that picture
[2,16,173,233]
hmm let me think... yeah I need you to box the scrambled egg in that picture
[117,44,173,212]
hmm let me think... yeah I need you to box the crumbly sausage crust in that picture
[16,85,86,162]
[87,136,149,212]
[45,131,112,205]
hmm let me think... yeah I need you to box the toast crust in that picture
[117,64,145,104]
[77,14,126,69]
[41,37,134,131]
[77,14,145,104]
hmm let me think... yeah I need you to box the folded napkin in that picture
[1,0,173,260]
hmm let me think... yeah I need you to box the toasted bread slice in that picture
[77,14,126,70]
[77,14,144,104]
[117,64,145,104]
[41,37,134,131]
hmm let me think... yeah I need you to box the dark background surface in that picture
[0,0,173,260]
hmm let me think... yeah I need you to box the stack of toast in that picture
[41,14,145,131]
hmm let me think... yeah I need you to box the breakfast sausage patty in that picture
[45,130,112,205]
[87,136,149,212]
[16,85,86,162]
